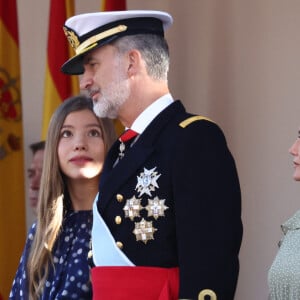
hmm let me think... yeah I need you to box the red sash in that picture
[91,266,179,300]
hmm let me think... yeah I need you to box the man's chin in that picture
[93,104,117,119]
[93,102,107,118]
[29,199,38,207]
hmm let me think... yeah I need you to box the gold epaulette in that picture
[179,116,214,128]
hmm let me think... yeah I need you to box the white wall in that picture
[17,1,300,299]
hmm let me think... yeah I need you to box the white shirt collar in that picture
[130,93,174,134]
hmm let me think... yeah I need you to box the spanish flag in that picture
[0,1,26,298]
[102,0,126,11]
[42,0,78,138]
[102,0,126,135]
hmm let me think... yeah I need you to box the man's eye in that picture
[27,171,34,179]
[89,62,97,68]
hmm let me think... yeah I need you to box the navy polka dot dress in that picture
[9,210,93,299]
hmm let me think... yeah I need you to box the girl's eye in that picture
[61,130,72,138]
[88,129,102,137]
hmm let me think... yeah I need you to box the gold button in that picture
[198,289,217,300]
[116,194,124,202]
[115,216,122,225]
[116,241,123,249]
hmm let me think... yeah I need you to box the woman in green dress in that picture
[268,128,300,299]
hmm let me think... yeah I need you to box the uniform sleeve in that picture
[9,223,36,300]
[173,120,242,300]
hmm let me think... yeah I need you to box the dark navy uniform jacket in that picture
[96,100,242,300]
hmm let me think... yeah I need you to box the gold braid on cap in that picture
[75,25,128,55]
[63,27,80,50]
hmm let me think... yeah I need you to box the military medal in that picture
[133,218,157,244]
[145,196,169,220]
[122,166,165,244]
[123,196,143,220]
[135,167,161,196]
[118,141,126,159]
[118,129,138,160]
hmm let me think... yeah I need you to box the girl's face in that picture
[58,109,105,181]
[289,129,300,181]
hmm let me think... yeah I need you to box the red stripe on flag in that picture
[0,1,18,44]
[47,0,73,100]
[0,1,25,298]
[103,0,126,11]
[42,0,78,138]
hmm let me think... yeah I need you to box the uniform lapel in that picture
[98,141,119,191]
[98,142,154,212]
[97,100,185,212]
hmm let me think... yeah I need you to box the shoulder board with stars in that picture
[179,116,215,128]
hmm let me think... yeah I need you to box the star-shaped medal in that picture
[135,167,161,197]
[145,196,169,220]
[133,218,157,244]
[123,196,143,220]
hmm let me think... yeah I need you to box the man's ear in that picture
[127,49,141,76]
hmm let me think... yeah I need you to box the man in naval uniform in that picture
[61,10,242,300]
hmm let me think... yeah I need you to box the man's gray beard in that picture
[93,95,127,119]
[93,98,116,119]
[93,77,130,119]
[92,58,130,119]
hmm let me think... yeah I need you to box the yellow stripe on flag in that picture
[42,65,63,127]
[0,1,26,298]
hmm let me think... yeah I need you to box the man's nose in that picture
[80,71,93,90]
[29,173,41,189]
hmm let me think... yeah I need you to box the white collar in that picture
[130,93,174,134]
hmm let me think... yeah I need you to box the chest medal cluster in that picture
[122,167,168,244]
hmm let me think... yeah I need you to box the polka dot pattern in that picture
[9,210,93,299]
[268,210,300,299]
